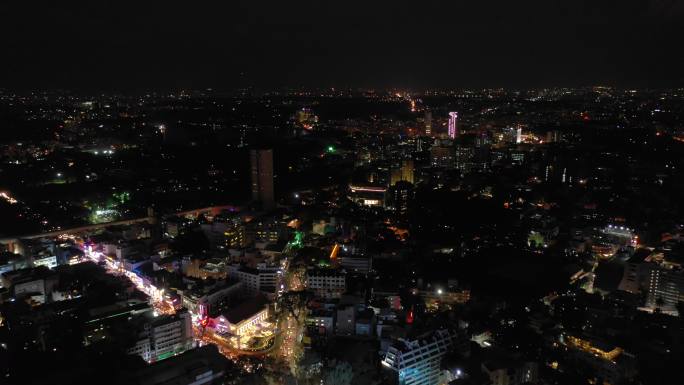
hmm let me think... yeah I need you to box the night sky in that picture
[1,0,683,91]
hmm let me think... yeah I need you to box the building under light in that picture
[448,112,458,139]
[424,111,432,136]
[228,263,281,299]
[381,329,454,385]
[390,160,415,186]
[643,264,684,315]
[127,310,194,363]
[306,267,346,298]
[213,296,270,338]
[348,184,387,207]
[250,149,275,210]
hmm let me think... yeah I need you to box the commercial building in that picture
[336,304,356,335]
[424,111,432,136]
[250,149,275,210]
[213,296,270,337]
[338,254,373,274]
[430,144,455,169]
[84,299,153,346]
[306,268,346,298]
[228,263,280,298]
[448,112,458,139]
[306,309,335,335]
[348,184,387,208]
[0,266,59,304]
[390,160,415,186]
[128,344,231,385]
[181,280,242,317]
[481,349,538,385]
[381,329,454,385]
[643,264,684,315]
[561,333,637,385]
[389,181,413,217]
[128,310,194,362]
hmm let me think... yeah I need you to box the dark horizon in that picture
[1,0,683,92]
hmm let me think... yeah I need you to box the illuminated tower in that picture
[250,149,275,210]
[382,329,454,385]
[448,112,458,139]
[424,111,432,136]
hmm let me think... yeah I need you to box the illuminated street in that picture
[83,246,175,316]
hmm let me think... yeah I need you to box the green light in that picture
[327,146,335,153]
[293,231,304,248]
[156,351,175,361]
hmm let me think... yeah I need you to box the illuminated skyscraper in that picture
[390,160,415,186]
[381,329,454,385]
[448,112,458,139]
[424,111,432,136]
[250,149,275,210]
[644,264,684,315]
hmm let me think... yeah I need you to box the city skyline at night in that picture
[2,2,684,385]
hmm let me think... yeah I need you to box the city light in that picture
[0,192,18,204]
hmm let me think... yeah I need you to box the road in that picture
[81,241,307,372]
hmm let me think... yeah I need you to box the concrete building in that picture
[561,334,637,385]
[338,254,372,274]
[424,111,432,136]
[644,264,684,315]
[348,184,387,208]
[381,329,454,385]
[306,268,346,298]
[250,149,275,210]
[355,309,375,336]
[128,310,194,362]
[390,160,415,186]
[481,352,538,385]
[128,344,230,385]
[448,112,458,139]
[430,144,455,168]
[213,296,269,337]
[306,309,335,335]
[0,266,58,304]
[336,304,356,335]
[181,280,242,317]
[228,263,280,298]
[389,181,413,217]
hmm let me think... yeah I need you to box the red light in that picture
[406,308,414,324]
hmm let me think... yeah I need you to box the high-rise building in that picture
[390,181,414,216]
[430,144,455,169]
[250,149,275,210]
[390,160,415,186]
[644,264,684,315]
[448,112,458,139]
[127,310,194,363]
[382,329,454,385]
[424,111,432,136]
